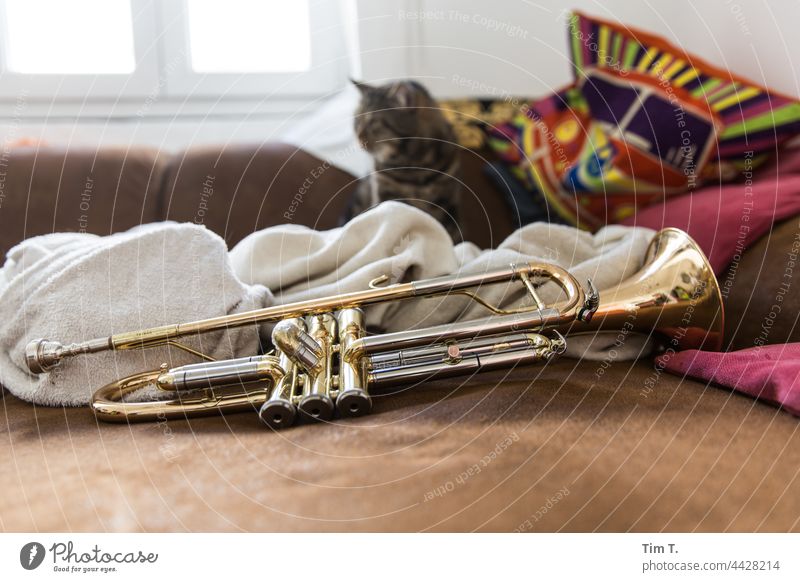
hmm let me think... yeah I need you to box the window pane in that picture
[4,0,135,74]
[187,0,311,73]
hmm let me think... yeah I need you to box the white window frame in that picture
[0,0,161,99]
[158,0,348,98]
[0,0,350,108]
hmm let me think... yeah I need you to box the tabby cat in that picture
[344,79,463,241]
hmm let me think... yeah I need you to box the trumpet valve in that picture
[294,314,337,423]
[260,319,306,428]
[336,308,372,418]
[271,319,323,372]
[336,389,371,418]
[298,393,335,421]
[259,398,297,429]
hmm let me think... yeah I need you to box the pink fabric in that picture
[622,147,800,274]
[657,344,800,416]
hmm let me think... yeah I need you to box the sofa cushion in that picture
[0,146,165,256]
[721,215,800,350]
[160,142,357,249]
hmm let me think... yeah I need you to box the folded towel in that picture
[1,202,655,406]
[658,344,800,416]
[0,223,268,406]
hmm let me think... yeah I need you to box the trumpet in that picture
[24,228,723,429]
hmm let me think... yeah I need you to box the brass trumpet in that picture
[24,228,723,429]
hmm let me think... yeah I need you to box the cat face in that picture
[352,80,434,159]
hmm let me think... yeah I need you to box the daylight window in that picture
[4,0,136,74]
[186,0,312,73]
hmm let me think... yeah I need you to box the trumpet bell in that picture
[568,227,724,351]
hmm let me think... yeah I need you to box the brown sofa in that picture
[1,143,799,532]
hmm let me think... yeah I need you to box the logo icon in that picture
[20,542,46,570]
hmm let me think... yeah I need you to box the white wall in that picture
[358,0,800,99]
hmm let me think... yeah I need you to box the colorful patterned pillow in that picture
[486,11,800,230]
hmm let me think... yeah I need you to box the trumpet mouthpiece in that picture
[25,336,110,374]
[25,339,64,374]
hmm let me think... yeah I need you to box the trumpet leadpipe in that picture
[336,308,371,418]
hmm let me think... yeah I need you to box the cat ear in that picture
[389,82,416,108]
[350,79,373,95]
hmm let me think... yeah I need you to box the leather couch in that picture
[1,143,798,532]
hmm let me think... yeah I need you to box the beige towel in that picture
[231,201,655,355]
[0,223,267,406]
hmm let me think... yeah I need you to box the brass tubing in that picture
[156,359,283,392]
[163,355,268,373]
[127,262,572,345]
[298,314,336,422]
[368,332,551,370]
[344,307,563,364]
[259,357,300,429]
[342,264,584,364]
[368,334,563,387]
[91,357,285,422]
[336,308,371,418]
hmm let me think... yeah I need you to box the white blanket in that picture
[0,202,654,406]
[0,223,268,406]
